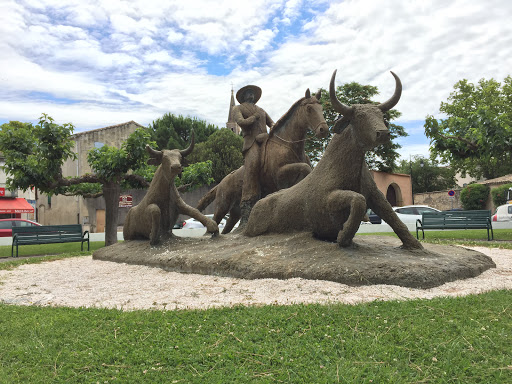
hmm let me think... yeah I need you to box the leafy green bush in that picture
[460,183,489,210]
[491,183,512,207]
[176,160,214,192]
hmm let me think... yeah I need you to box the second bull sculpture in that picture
[245,70,423,250]
[123,131,219,245]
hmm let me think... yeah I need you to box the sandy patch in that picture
[0,246,510,311]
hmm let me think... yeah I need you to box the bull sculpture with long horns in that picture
[245,70,423,250]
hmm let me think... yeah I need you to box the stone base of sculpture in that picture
[93,232,495,289]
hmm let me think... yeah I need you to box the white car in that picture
[182,214,226,229]
[391,205,441,224]
[492,204,512,222]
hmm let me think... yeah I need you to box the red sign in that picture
[448,190,455,197]
[119,195,133,207]
[0,188,4,197]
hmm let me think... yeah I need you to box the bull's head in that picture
[146,130,195,178]
[329,70,401,150]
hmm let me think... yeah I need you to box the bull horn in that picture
[146,145,162,157]
[330,70,353,117]
[315,89,322,100]
[378,71,402,111]
[305,89,311,98]
[180,130,195,157]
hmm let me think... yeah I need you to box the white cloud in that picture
[167,30,184,44]
[0,0,511,167]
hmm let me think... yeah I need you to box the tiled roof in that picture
[480,174,512,185]
[71,121,144,138]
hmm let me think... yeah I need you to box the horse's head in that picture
[300,89,329,139]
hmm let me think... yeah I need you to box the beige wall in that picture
[37,121,142,229]
[413,189,461,211]
[414,179,512,213]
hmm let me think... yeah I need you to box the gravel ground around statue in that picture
[0,246,510,311]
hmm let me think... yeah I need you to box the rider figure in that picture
[232,85,275,226]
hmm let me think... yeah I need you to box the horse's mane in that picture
[269,96,318,136]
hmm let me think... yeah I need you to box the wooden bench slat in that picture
[11,224,90,257]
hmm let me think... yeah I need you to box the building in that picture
[371,171,413,206]
[36,121,144,232]
[0,153,36,220]
[226,88,241,135]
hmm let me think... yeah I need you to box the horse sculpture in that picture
[197,89,329,234]
[245,70,423,250]
[123,132,218,245]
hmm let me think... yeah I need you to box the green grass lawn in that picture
[0,292,510,383]
[0,232,511,383]
[357,228,512,249]
[0,241,106,259]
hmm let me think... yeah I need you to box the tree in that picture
[0,114,156,246]
[149,113,217,150]
[0,115,218,246]
[395,156,457,193]
[424,76,512,179]
[305,82,408,171]
[188,128,244,183]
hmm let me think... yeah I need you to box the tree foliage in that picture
[491,183,512,208]
[424,76,512,179]
[176,161,215,192]
[0,114,76,192]
[0,115,157,245]
[395,156,457,193]
[460,183,489,210]
[149,113,217,150]
[305,82,407,171]
[87,128,154,185]
[188,128,244,183]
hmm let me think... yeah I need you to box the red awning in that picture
[0,198,35,214]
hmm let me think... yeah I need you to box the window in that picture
[396,207,415,215]
[0,221,12,229]
[417,207,439,214]
[508,206,512,214]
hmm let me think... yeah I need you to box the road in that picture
[1,221,511,246]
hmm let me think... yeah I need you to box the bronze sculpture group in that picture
[197,89,329,233]
[123,70,423,250]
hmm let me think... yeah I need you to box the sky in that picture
[1,0,511,162]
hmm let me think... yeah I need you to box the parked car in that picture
[0,218,42,237]
[391,205,441,224]
[365,209,382,224]
[492,204,512,222]
[182,214,226,229]
[173,220,183,229]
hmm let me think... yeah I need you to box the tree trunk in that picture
[103,182,121,246]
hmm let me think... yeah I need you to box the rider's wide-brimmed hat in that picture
[236,85,262,104]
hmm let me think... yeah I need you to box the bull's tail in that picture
[197,185,218,212]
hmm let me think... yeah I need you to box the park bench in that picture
[11,224,89,257]
[416,210,493,241]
